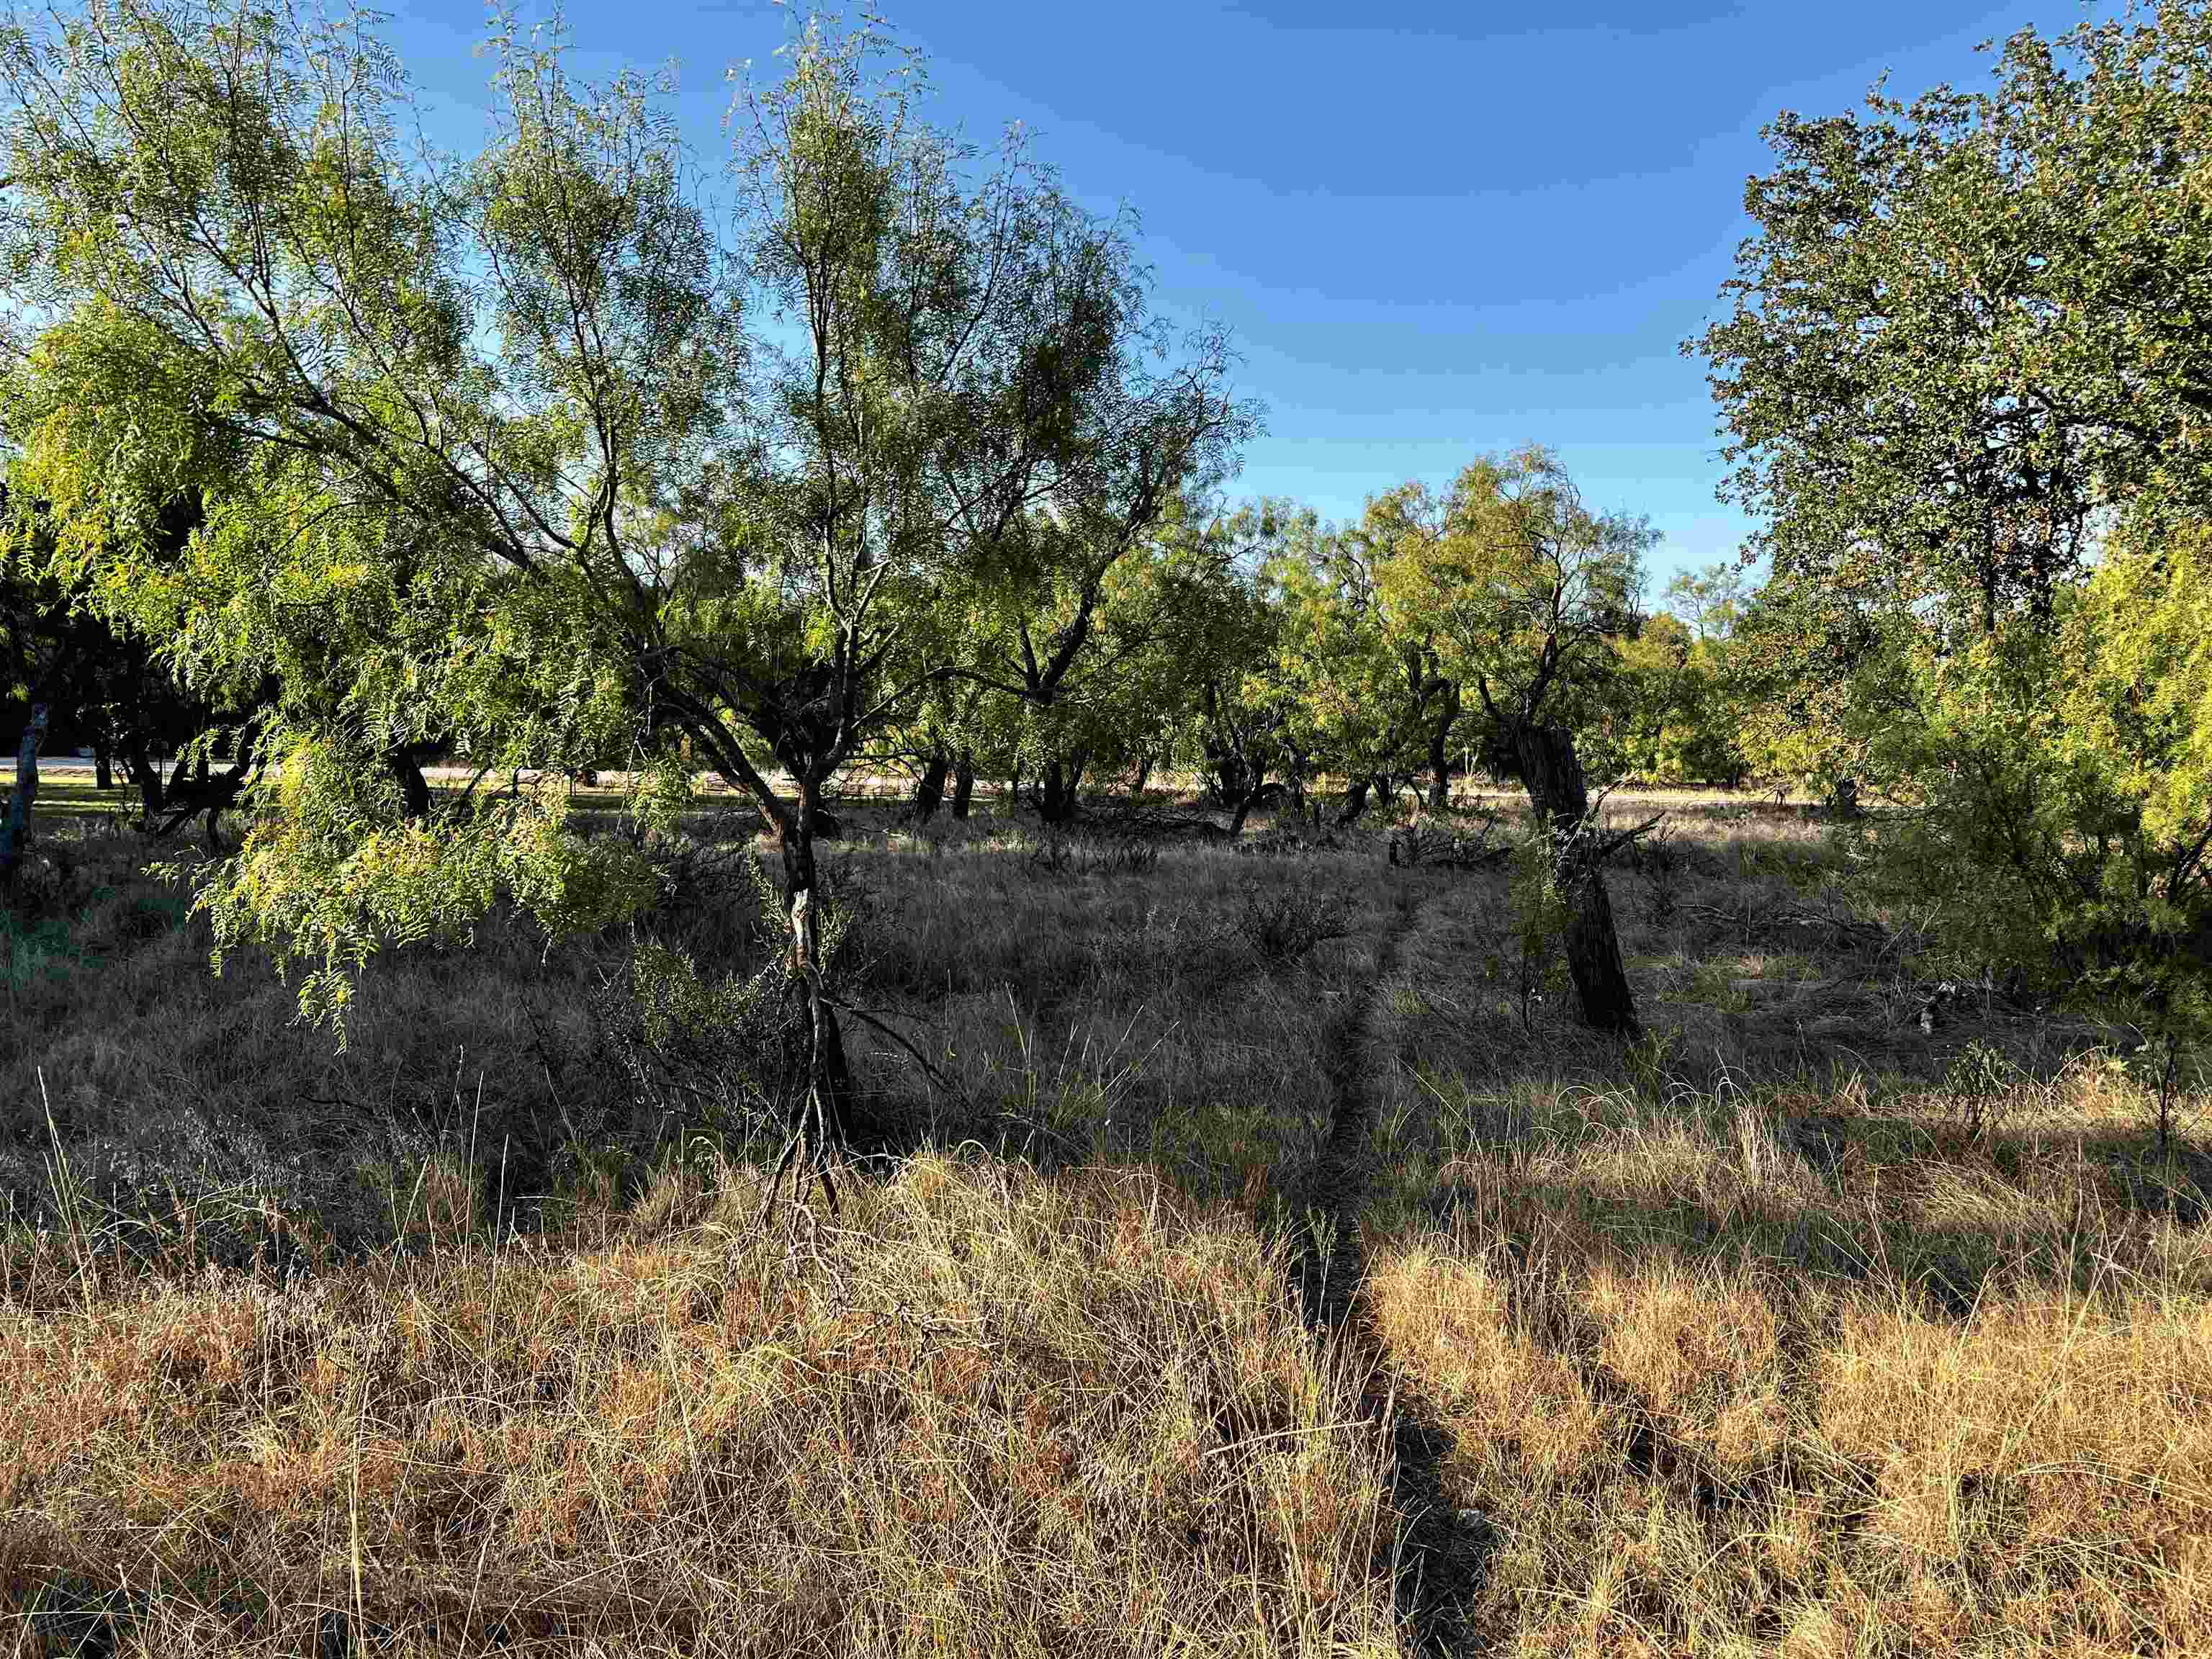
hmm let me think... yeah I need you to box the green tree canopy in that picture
[1694,0,2212,1049]
[0,1,1249,1029]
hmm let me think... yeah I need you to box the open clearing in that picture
[4,792,2207,1657]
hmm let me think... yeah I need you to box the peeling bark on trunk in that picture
[1,703,49,886]
[950,750,975,819]
[1514,721,1639,1037]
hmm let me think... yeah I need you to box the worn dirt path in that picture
[1298,876,1486,1655]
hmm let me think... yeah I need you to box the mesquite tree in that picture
[0,2,1247,1195]
[1266,511,1450,824]
[1381,448,1653,1033]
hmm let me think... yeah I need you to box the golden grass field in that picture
[1,783,2207,1655]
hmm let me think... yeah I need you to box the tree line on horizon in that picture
[2,0,2209,1175]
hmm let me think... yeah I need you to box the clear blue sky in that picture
[387,0,2123,590]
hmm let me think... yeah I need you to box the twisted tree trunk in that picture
[1514,721,1638,1036]
[762,785,854,1220]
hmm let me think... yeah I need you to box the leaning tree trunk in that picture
[1426,730,1452,810]
[1514,721,1639,1036]
[911,748,949,822]
[0,703,50,886]
[764,788,854,1220]
[950,750,976,819]
[1227,780,1279,838]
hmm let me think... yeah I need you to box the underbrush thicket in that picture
[3,797,2208,1655]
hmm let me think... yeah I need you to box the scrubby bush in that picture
[1231,878,1351,968]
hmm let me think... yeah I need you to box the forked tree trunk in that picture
[0,703,49,885]
[1037,752,1087,824]
[912,748,949,822]
[950,750,975,819]
[1514,721,1639,1036]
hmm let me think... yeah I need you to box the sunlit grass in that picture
[4,791,2207,1653]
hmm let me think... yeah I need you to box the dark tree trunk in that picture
[390,747,433,822]
[93,738,113,793]
[1037,752,1087,824]
[1426,683,1461,810]
[0,703,50,885]
[1334,779,1372,827]
[1226,781,1278,838]
[1131,753,1154,797]
[1514,721,1639,1037]
[911,749,949,822]
[765,785,853,1217]
[120,732,164,824]
[950,750,976,819]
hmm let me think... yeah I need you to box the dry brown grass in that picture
[1,1154,1403,1657]
[6,792,2211,1655]
[1349,853,2212,1655]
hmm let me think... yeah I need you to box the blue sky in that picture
[386,0,2123,589]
